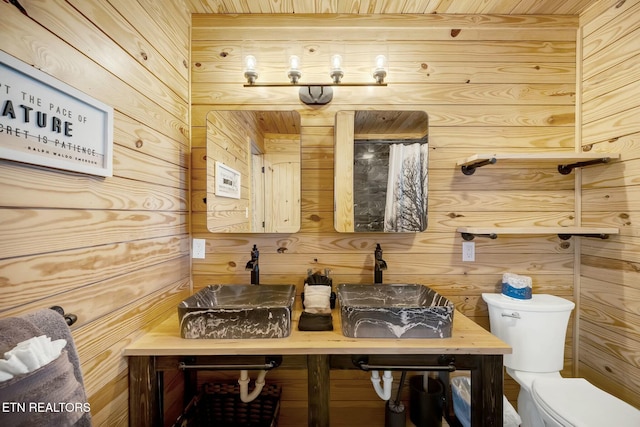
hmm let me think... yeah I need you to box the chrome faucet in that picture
[374,243,387,284]
[245,244,259,285]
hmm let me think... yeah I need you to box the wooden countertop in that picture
[124,308,511,357]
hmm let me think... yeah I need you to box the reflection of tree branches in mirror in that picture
[385,145,428,232]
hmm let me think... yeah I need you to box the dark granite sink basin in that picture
[178,284,296,339]
[337,284,454,338]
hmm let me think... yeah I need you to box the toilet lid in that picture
[532,378,640,427]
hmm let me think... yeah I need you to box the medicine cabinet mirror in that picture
[334,110,429,233]
[206,110,301,233]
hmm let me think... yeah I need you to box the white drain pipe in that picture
[238,370,268,403]
[370,370,393,400]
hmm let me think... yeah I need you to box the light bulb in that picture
[330,54,344,84]
[289,55,300,71]
[243,55,258,84]
[244,55,257,72]
[372,54,387,84]
[287,55,302,84]
[331,54,343,71]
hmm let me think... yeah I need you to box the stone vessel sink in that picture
[178,284,295,339]
[337,284,454,338]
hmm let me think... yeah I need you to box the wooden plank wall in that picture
[0,0,192,425]
[579,0,640,408]
[190,14,580,426]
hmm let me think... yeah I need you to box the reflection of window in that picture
[353,142,428,232]
[385,143,428,232]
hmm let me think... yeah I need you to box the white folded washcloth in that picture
[502,272,533,300]
[502,272,532,288]
[304,284,332,314]
[0,335,67,382]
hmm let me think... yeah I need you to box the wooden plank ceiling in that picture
[184,0,599,15]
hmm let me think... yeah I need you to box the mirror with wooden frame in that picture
[334,110,429,233]
[206,110,301,233]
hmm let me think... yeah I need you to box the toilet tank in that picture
[482,293,575,373]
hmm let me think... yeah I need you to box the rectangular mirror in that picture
[207,110,301,233]
[335,110,429,232]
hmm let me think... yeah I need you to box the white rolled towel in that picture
[0,370,13,382]
[0,335,67,382]
[0,353,30,377]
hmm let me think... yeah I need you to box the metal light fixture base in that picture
[373,70,387,85]
[244,70,258,85]
[288,70,302,84]
[299,86,333,105]
[330,70,344,84]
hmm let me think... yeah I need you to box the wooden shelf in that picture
[456,152,620,175]
[455,152,620,242]
[457,226,619,240]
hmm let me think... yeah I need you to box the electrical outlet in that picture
[462,241,475,262]
[192,238,206,259]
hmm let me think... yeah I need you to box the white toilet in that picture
[482,293,640,427]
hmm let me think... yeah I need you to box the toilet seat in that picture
[532,377,640,427]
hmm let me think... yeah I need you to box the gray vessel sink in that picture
[178,284,296,339]
[337,284,454,338]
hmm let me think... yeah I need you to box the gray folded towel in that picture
[0,310,92,426]
[0,350,87,427]
[23,309,85,391]
[0,317,43,354]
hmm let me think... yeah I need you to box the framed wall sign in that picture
[215,161,241,199]
[0,51,113,177]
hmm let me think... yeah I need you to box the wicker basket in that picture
[174,382,281,427]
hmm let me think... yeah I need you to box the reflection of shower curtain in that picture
[384,142,428,232]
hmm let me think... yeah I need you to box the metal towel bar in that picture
[178,356,282,371]
[49,306,78,326]
[353,356,456,372]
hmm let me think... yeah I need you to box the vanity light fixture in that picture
[242,52,388,104]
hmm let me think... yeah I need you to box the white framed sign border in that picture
[0,51,113,177]
[215,161,241,199]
